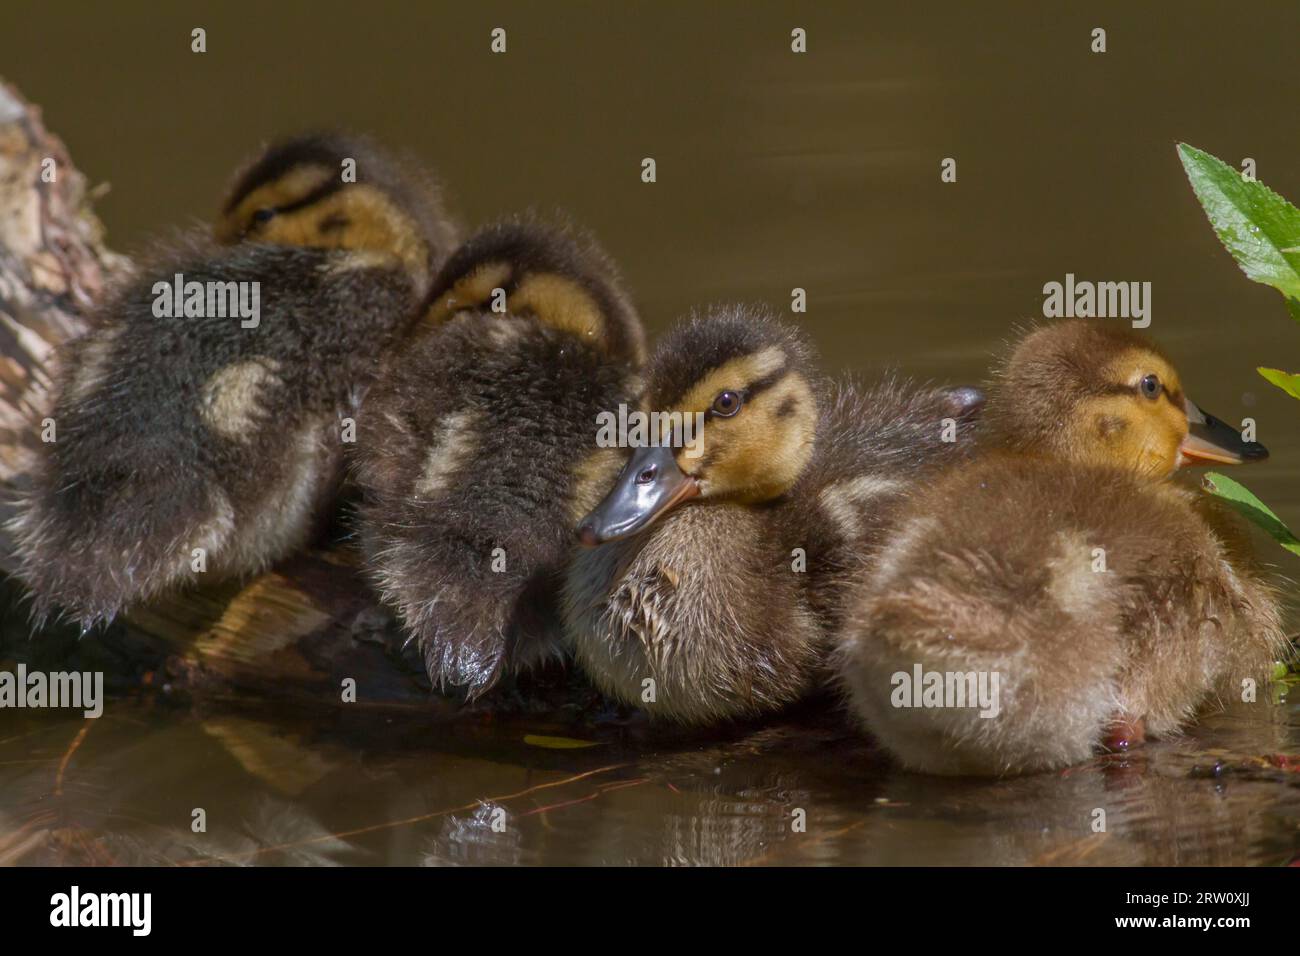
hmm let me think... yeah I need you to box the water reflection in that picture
[1,694,1297,866]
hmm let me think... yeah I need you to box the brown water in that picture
[3,1,1300,865]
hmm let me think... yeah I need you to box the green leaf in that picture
[1202,471,1300,557]
[1258,366,1300,401]
[1177,144,1300,302]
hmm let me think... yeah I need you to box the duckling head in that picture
[577,305,819,545]
[214,132,455,282]
[985,319,1267,478]
[422,218,646,365]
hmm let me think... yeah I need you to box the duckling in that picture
[354,218,646,698]
[564,306,983,725]
[11,132,457,627]
[836,319,1285,776]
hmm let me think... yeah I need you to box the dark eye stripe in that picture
[659,362,792,430]
[747,366,788,397]
[272,177,346,217]
[1098,379,1176,402]
[702,367,787,419]
[1099,380,1184,413]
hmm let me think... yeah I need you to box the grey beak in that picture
[576,445,699,546]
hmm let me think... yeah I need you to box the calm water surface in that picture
[3,696,1299,866]
[2,1,1300,865]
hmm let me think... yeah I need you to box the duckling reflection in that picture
[566,306,981,724]
[12,133,456,628]
[836,319,1288,776]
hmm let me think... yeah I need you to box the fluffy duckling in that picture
[12,133,456,627]
[355,219,646,698]
[836,319,1285,776]
[564,307,982,724]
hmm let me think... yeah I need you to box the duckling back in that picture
[11,134,456,627]
[838,455,1285,775]
[354,219,644,697]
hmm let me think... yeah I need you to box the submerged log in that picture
[0,80,456,711]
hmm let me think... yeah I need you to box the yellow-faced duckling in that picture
[836,319,1286,776]
[355,219,646,698]
[12,133,457,627]
[564,306,982,724]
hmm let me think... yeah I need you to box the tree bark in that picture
[0,80,123,498]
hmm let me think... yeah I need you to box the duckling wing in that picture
[355,314,640,699]
[796,378,981,631]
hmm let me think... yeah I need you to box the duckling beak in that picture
[576,445,700,546]
[1178,398,1269,466]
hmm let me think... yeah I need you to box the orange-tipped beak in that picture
[1177,398,1269,467]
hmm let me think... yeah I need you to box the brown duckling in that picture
[836,319,1286,776]
[564,306,982,724]
[12,133,456,627]
[354,219,646,698]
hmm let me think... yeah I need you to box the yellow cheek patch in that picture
[317,186,429,277]
[1075,393,1186,476]
[424,267,625,356]
[1145,399,1190,476]
[677,371,816,502]
[508,274,607,350]
[424,261,513,326]
[222,178,429,282]
[215,164,335,244]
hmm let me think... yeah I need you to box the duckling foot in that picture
[423,631,506,702]
[413,596,516,701]
[1101,714,1146,753]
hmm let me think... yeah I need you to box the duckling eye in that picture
[251,208,277,225]
[711,390,743,417]
[1139,374,1161,400]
